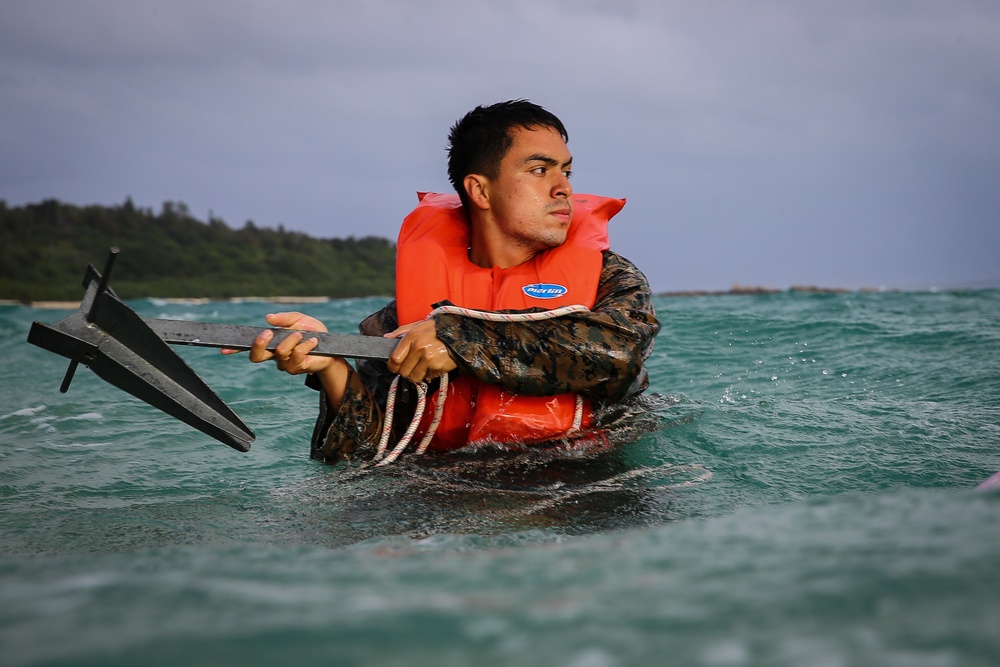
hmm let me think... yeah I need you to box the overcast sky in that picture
[2,1,998,292]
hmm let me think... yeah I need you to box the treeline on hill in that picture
[0,198,396,302]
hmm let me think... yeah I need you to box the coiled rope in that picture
[373,303,590,466]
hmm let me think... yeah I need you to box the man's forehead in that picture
[508,126,572,162]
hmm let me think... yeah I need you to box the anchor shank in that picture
[143,319,398,361]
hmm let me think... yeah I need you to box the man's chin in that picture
[541,231,568,248]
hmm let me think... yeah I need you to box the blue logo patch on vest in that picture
[522,283,568,299]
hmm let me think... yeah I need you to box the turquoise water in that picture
[2,291,999,666]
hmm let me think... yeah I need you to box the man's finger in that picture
[264,311,302,328]
[247,329,275,363]
[387,336,411,374]
[384,322,418,339]
[286,335,316,364]
[273,330,303,358]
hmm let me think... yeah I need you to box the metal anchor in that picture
[27,248,398,452]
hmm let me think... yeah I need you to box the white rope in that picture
[571,394,584,432]
[414,372,448,455]
[374,379,428,466]
[373,375,402,461]
[428,303,589,322]
[373,303,591,465]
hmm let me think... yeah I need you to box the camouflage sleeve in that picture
[309,363,383,462]
[432,251,660,403]
[308,301,404,463]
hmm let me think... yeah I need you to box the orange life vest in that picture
[395,192,625,450]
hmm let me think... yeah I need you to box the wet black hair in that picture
[446,99,568,208]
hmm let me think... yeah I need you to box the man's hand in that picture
[385,319,458,383]
[222,312,351,410]
[222,311,331,374]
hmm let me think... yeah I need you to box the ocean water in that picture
[2,290,999,667]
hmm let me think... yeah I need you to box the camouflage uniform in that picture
[309,250,660,462]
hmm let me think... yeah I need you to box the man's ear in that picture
[463,174,490,210]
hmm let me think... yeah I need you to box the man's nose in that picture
[553,173,572,198]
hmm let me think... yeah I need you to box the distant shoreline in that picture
[659,284,887,297]
[8,285,997,310]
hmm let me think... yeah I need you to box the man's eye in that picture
[563,170,573,179]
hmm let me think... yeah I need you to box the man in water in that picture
[233,100,660,461]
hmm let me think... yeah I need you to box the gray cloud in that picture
[2,0,998,291]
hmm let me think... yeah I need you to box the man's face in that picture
[486,125,574,256]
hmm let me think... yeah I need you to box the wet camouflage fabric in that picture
[309,250,661,462]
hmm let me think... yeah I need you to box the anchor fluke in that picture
[28,250,255,451]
